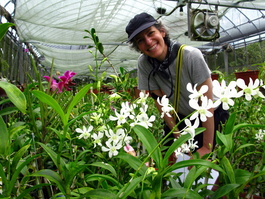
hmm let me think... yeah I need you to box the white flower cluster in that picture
[213,78,265,110]
[76,78,265,159]
[75,92,156,158]
[255,129,265,141]
[109,92,155,129]
[75,125,133,158]
[159,78,265,157]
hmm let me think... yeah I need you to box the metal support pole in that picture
[224,51,229,75]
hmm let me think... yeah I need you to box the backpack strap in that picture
[173,44,186,115]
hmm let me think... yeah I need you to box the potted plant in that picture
[211,69,225,81]
[234,69,259,85]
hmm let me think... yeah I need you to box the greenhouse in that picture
[0,0,265,198]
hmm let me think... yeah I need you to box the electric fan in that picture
[190,9,220,41]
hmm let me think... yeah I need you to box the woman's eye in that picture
[149,31,154,36]
[137,39,143,44]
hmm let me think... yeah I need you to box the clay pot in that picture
[235,70,259,85]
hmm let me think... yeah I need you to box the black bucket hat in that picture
[126,12,157,42]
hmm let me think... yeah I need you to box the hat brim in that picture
[127,21,156,42]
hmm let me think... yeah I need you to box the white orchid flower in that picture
[75,125,93,139]
[104,128,125,145]
[187,83,208,101]
[188,139,199,151]
[132,112,155,129]
[90,112,103,125]
[174,147,184,158]
[109,109,129,125]
[137,91,149,105]
[102,141,122,158]
[157,95,174,118]
[181,143,190,154]
[121,101,136,118]
[255,129,265,141]
[91,132,104,148]
[182,118,200,139]
[237,78,261,101]
[109,92,121,101]
[212,80,238,110]
[189,96,213,122]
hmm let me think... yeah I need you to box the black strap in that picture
[148,41,182,100]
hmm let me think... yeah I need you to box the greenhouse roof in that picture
[2,0,265,78]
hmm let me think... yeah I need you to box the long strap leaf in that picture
[173,44,186,115]
[0,116,9,156]
[0,81,27,114]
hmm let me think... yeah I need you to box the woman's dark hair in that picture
[128,21,170,52]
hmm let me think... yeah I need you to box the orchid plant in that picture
[0,54,265,199]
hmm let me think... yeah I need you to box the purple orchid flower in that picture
[58,70,76,91]
[44,70,76,93]
[43,76,59,92]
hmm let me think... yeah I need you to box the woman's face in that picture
[134,26,168,61]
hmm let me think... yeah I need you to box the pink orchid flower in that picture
[43,76,59,92]
[124,143,136,157]
[43,70,76,93]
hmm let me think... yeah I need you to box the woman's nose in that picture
[144,36,152,45]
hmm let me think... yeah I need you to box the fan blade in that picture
[193,12,205,28]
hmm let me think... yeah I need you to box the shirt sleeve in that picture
[185,47,211,86]
[137,55,160,91]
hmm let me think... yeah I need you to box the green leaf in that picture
[90,162,117,177]
[117,176,144,199]
[0,81,27,114]
[98,42,104,54]
[86,174,123,188]
[64,163,87,191]
[210,184,240,199]
[162,187,203,199]
[116,153,147,175]
[11,144,31,174]
[234,169,252,184]
[65,84,92,121]
[234,143,254,154]
[0,23,15,41]
[132,125,162,167]
[232,123,265,133]
[8,154,40,195]
[16,183,51,199]
[71,187,94,195]
[119,67,125,75]
[216,131,233,151]
[81,188,116,199]
[0,116,9,156]
[223,112,236,135]
[184,166,208,189]
[32,91,66,125]
[166,159,224,174]
[221,156,236,184]
[0,106,19,116]
[38,142,66,172]
[30,169,66,195]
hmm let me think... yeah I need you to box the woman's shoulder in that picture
[184,45,201,53]
[138,54,151,65]
[183,45,204,59]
